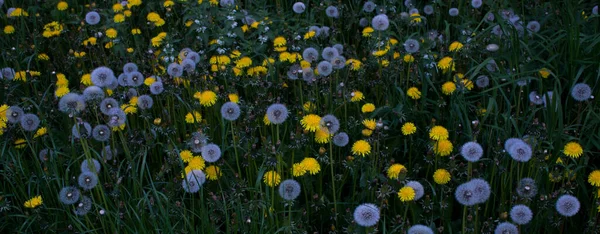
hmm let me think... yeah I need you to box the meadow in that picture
[1,0,599,233]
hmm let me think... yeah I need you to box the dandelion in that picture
[19,113,40,131]
[321,47,339,61]
[292,2,305,14]
[423,5,434,15]
[325,6,339,18]
[539,68,551,78]
[433,169,451,184]
[74,196,92,216]
[494,222,518,234]
[301,157,321,175]
[183,170,206,193]
[127,72,144,87]
[201,144,222,163]
[351,91,365,102]
[387,164,406,179]
[434,140,453,156]
[99,98,118,115]
[91,67,115,88]
[510,204,533,225]
[78,172,99,190]
[353,203,380,227]
[205,165,222,181]
[404,39,420,53]
[449,41,464,52]
[398,186,416,202]
[137,95,153,110]
[82,86,105,102]
[470,178,491,203]
[588,170,600,187]
[593,5,598,15]
[266,104,289,124]
[92,125,110,142]
[24,195,43,209]
[406,181,424,200]
[429,126,449,140]
[278,179,301,200]
[406,87,421,100]
[58,186,81,205]
[455,182,477,206]
[516,177,538,199]
[437,57,454,72]
[263,170,281,187]
[362,119,376,130]
[449,8,459,16]
[1,67,15,80]
[85,11,101,25]
[460,142,483,162]
[471,0,483,8]
[189,132,208,153]
[408,225,434,234]
[150,82,164,95]
[441,82,457,95]
[372,14,390,31]
[556,194,580,217]
[102,146,117,160]
[351,140,371,157]
[507,140,532,162]
[361,103,375,113]
[123,63,138,74]
[197,90,218,107]
[363,1,376,12]
[320,114,340,134]
[4,25,15,34]
[6,106,24,123]
[317,61,333,76]
[563,142,583,158]
[300,114,321,132]
[333,132,349,147]
[571,83,592,101]
[221,102,241,121]
[81,158,101,174]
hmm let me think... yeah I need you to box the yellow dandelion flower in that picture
[315,129,332,144]
[351,140,371,157]
[14,138,26,149]
[24,195,43,208]
[398,186,416,202]
[401,122,417,136]
[303,102,316,112]
[303,30,316,40]
[263,114,271,125]
[33,127,47,138]
[185,111,202,123]
[205,165,222,181]
[437,56,454,72]
[131,28,141,35]
[563,142,583,158]
[180,150,193,163]
[164,0,175,7]
[228,93,239,103]
[111,124,125,132]
[407,87,421,100]
[292,163,307,177]
[80,74,92,86]
[263,170,281,187]
[363,119,377,130]
[403,54,415,63]
[433,169,451,184]
[429,126,449,140]
[387,163,406,179]
[114,14,125,23]
[188,156,206,170]
[434,139,453,156]
[351,91,365,102]
[55,86,70,97]
[10,8,29,17]
[197,90,217,107]
[362,27,374,37]
[42,22,63,38]
[301,114,321,132]
[461,79,474,90]
[449,41,464,52]
[442,81,456,95]
[235,57,253,68]
[539,68,551,78]
[112,3,124,12]
[273,36,286,47]
[410,13,422,24]
[361,103,375,113]
[362,129,373,136]
[106,28,118,39]
[588,170,600,187]
[0,105,8,121]
[4,25,15,34]
[300,158,321,175]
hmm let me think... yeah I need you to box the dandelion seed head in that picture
[292,2,305,14]
[102,145,118,160]
[510,204,533,225]
[556,194,580,217]
[91,66,115,88]
[320,114,340,134]
[333,132,349,147]
[470,178,491,204]
[150,82,164,95]
[321,47,339,61]
[359,18,369,27]
[58,186,80,205]
[122,63,138,74]
[449,8,459,16]
[423,5,434,15]
[82,86,105,102]
[372,14,390,31]
[78,172,98,190]
[287,64,301,80]
[183,169,206,193]
[333,44,343,55]
[527,21,540,33]
[220,101,241,121]
[325,6,339,18]
[528,91,544,105]
[363,1,376,12]
[302,47,319,63]
[189,132,208,153]
[508,140,532,162]
[455,182,477,206]
[317,61,333,76]
[106,108,126,128]
[201,143,222,163]
[99,98,118,115]
[72,122,92,139]
[331,56,346,69]
[85,11,101,25]
[516,177,537,199]
[408,224,434,234]
[74,196,92,216]
[406,181,425,200]
[353,203,380,227]
[278,179,301,200]
[80,158,101,174]
[92,124,111,142]
[167,63,183,77]
[137,95,153,110]
[494,222,518,234]
[476,75,489,88]
[471,0,483,8]
[266,104,289,124]
[460,142,483,162]
[127,71,144,87]
[302,67,315,82]
[571,83,592,101]
[19,113,40,131]
[1,67,15,80]
[181,59,196,73]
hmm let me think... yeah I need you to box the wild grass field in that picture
[1,0,599,233]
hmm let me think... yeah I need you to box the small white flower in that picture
[231,22,238,28]
[264,26,270,32]
[227,15,235,20]
[194,19,200,24]
[217,48,226,54]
